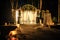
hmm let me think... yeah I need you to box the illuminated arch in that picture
[20,4,38,24]
[21,4,37,11]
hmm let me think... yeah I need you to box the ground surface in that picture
[0,24,60,40]
[11,24,60,40]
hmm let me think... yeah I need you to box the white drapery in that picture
[20,10,37,24]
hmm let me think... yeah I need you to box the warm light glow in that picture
[16,24,20,28]
[20,10,37,24]
[45,13,54,25]
[16,10,19,24]
[9,31,17,36]
[40,19,42,24]
[4,22,7,26]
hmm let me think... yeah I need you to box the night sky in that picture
[0,0,58,25]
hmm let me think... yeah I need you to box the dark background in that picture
[0,0,58,25]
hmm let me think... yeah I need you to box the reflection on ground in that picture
[7,24,60,40]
